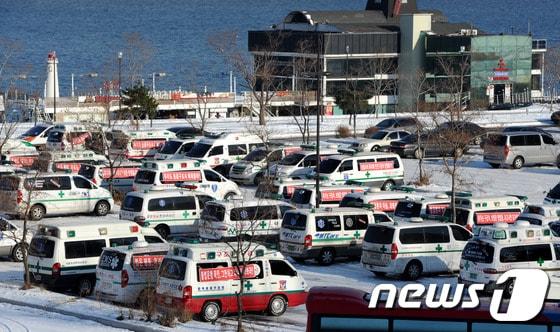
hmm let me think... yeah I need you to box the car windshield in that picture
[21,126,48,137]
[394,201,422,218]
[98,251,126,271]
[516,216,542,225]
[548,183,560,200]
[400,134,417,144]
[186,143,211,158]
[255,183,279,199]
[339,196,364,208]
[364,225,394,244]
[278,153,305,166]
[461,242,495,264]
[370,131,389,140]
[78,165,96,179]
[134,170,156,184]
[47,131,63,143]
[159,141,183,154]
[121,195,143,212]
[443,208,470,226]
[376,119,395,128]
[244,149,268,162]
[201,204,225,222]
[319,159,341,174]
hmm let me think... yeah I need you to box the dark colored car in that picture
[389,132,468,159]
[167,126,203,139]
[364,117,421,137]
[552,111,560,125]
[436,121,486,145]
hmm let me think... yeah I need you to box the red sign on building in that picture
[492,58,510,81]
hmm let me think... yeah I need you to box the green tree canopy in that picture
[121,84,158,124]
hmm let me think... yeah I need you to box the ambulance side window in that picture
[269,260,297,277]
[373,213,392,224]
[339,160,353,172]
[144,236,165,244]
[208,146,223,156]
[315,216,341,232]
[450,225,472,241]
[228,144,247,156]
[424,226,450,243]
[343,214,369,230]
[73,176,93,189]
[109,237,138,247]
[204,170,222,182]
[303,156,317,167]
[65,239,106,259]
[232,261,264,279]
[256,205,278,220]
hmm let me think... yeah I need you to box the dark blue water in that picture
[2,0,558,95]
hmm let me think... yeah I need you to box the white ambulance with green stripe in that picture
[317,151,404,190]
[155,242,307,322]
[198,199,294,240]
[459,221,560,298]
[120,189,217,239]
[279,207,380,265]
[361,220,472,280]
[95,241,169,305]
[27,220,165,296]
[0,173,114,220]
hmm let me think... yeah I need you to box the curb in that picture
[0,296,167,332]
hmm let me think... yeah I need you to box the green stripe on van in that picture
[313,237,357,242]
[145,218,197,223]
[32,196,112,203]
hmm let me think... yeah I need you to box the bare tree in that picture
[122,33,155,87]
[185,61,213,132]
[290,41,318,144]
[209,31,284,125]
[363,57,399,118]
[544,46,560,112]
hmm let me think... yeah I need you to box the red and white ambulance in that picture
[446,195,525,231]
[78,161,141,194]
[1,139,39,168]
[339,188,422,214]
[155,242,307,321]
[290,185,368,209]
[109,129,175,160]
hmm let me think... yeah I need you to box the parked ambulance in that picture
[120,189,217,238]
[33,150,107,173]
[1,139,39,168]
[393,194,451,222]
[317,150,404,190]
[198,199,294,240]
[19,123,54,149]
[545,182,560,206]
[153,137,200,160]
[459,221,559,298]
[516,204,560,225]
[444,195,525,231]
[78,161,141,194]
[279,207,378,265]
[109,129,175,160]
[46,123,101,151]
[0,172,113,220]
[133,159,241,200]
[255,178,322,200]
[155,242,307,321]
[229,145,302,185]
[28,220,164,296]
[339,188,422,214]
[361,220,472,280]
[95,241,169,306]
[184,132,264,176]
[267,144,339,180]
[290,185,368,209]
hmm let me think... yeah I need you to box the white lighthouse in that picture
[45,51,59,98]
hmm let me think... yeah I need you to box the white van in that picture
[255,178,323,201]
[198,199,294,240]
[339,188,422,214]
[155,242,307,321]
[154,137,200,160]
[279,207,381,265]
[133,159,241,200]
[19,124,54,149]
[78,161,141,194]
[445,195,525,231]
[46,123,101,151]
[28,220,165,296]
[517,204,560,225]
[229,146,302,185]
[185,132,264,176]
[33,150,107,173]
[459,221,559,298]
[95,242,169,305]
[290,185,368,209]
[393,194,451,222]
[267,144,339,180]
[1,139,39,168]
[0,173,114,220]
[120,189,217,238]
[361,221,472,280]
[318,151,404,190]
[109,129,175,160]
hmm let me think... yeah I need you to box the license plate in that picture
[165,296,172,305]
[469,273,477,279]
[102,281,112,289]
[287,245,295,251]
[369,252,382,261]
[34,274,42,281]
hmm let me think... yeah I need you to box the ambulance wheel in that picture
[371,145,381,152]
[201,301,220,322]
[489,163,500,169]
[403,260,423,281]
[94,200,110,216]
[512,156,524,169]
[556,155,560,169]
[267,295,287,316]
[224,192,236,200]
[155,225,170,239]
[77,277,94,297]
[381,180,395,191]
[11,244,25,262]
[503,279,515,299]
[317,248,335,266]
[29,204,45,221]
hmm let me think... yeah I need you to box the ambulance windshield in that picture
[394,201,422,218]
[278,153,305,166]
[159,141,182,154]
[548,183,560,200]
[187,143,212,158]
[461,242,494,264]
[319,159,341,174]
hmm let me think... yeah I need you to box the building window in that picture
[532,75,542,90]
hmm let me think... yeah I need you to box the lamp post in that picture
[117,51,123,126]
[315,23,323,208]
[152,72,167,92]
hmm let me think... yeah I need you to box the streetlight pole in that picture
[315,22,322,208]
[117,51,122,126]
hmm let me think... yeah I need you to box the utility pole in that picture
[315,22,322,208]
[117,51,123,127]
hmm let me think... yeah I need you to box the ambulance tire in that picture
[201,301,220,322]
[268,295,287,316]
[381,180,395,191]
[317,248,335,266]
[155,225,170,239]
[503,280,515,299]
[224,192,236,200]
[29,204,45,221]
[76,277,94,297]
[512,156,524,169]
[371,145,381,152]
[94,200,111,216]
[403,260,423,281]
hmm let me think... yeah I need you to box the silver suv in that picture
[483,131,560,169]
